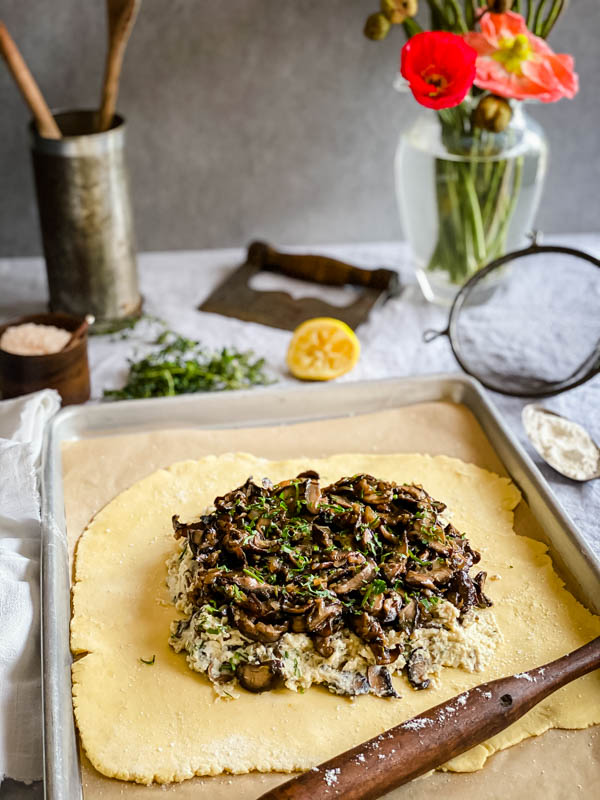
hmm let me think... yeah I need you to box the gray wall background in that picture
[1,0,598,257]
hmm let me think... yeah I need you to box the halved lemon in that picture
[286,317,360,381]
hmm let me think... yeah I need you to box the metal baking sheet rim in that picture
[40,373,600,800]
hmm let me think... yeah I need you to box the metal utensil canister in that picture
[30,110,142,331]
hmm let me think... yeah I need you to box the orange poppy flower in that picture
[464,9,578,102]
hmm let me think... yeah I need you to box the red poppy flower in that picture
[401,31,477,110]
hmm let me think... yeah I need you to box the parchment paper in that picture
[61,402,599,799]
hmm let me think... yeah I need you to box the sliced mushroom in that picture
[232,608,288,643]
[445,569,478,612]
[195,550,219,568]
[313,635,335,658]
[230,574,278,595]
[306,597,343,634]
[474,571,492,607]
[290,616,307,633]
[367,665,399,698]
[405,570,437,592]
[429,564,454,585]
[364,591,384,615]
[312,524,333,549]
[378,523,398,545]
[370,641,395,665]
[397,598,419,629]
[406,648,431,690]
[296,470,320,480]
[235,661,281,693]
[427,538,452,557]
[380,593,402,624]
[352,612,384,643]
[355,477,394,505]
[304,480,322,515]
[330,560,376,594]
[327,493,354,509]
[326,671,370,696]
[237,592,281,619]
[382,557,407,583]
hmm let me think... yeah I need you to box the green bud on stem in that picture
[364,12,392,40]
[381,0,419,23]
[472,95,513,133]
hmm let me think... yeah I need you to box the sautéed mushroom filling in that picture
[167,472,501,698]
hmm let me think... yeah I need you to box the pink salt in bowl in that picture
[0,312,91,405]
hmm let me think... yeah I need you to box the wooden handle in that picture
[248,241,400,294]
[0,21,61,139]
[63,315,93,351]
[257,637,600,800]
[97,0,141,132]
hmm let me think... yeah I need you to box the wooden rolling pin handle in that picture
[0,21,61,139]
[248,241,399,293]
[257,637,600,800]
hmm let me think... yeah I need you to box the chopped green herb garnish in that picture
[104,327,274,400]
[243,567,264,581]
[140,655,156,665]
[361,578,387,607]
[407,548,432,567]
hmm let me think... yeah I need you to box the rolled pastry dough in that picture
[70,453,600,784]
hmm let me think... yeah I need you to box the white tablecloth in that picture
[1,236,598,562]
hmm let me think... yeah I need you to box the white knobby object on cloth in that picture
[0,390,60,784]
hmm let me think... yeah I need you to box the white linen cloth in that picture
[0,390,60,783]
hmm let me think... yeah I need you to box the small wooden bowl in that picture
[0,312,91,405]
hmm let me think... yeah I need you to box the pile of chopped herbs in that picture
[171,471,492,689]
[104,330,273,400]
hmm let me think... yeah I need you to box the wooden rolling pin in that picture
[0,21,61,139]
[257,636,600,800]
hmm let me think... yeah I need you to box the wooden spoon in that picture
[257,636,600,800]
[97,0,141,132]
[62,315,95,350]
[0,21,61,139]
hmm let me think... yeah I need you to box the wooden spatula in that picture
[0,21,61,139]
[257,636,600,800]
[97,0,141,132]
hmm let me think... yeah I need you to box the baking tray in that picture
[40,374,600,800]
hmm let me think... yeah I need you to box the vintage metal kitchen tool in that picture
[424,236,600,397]
[199,241,402,331]
[30,110,141,332]
[258,636,600,800]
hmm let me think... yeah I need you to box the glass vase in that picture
[395,103,548,305]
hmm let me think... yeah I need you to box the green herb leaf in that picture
[104,329,274,400]
[361,578,387,607]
